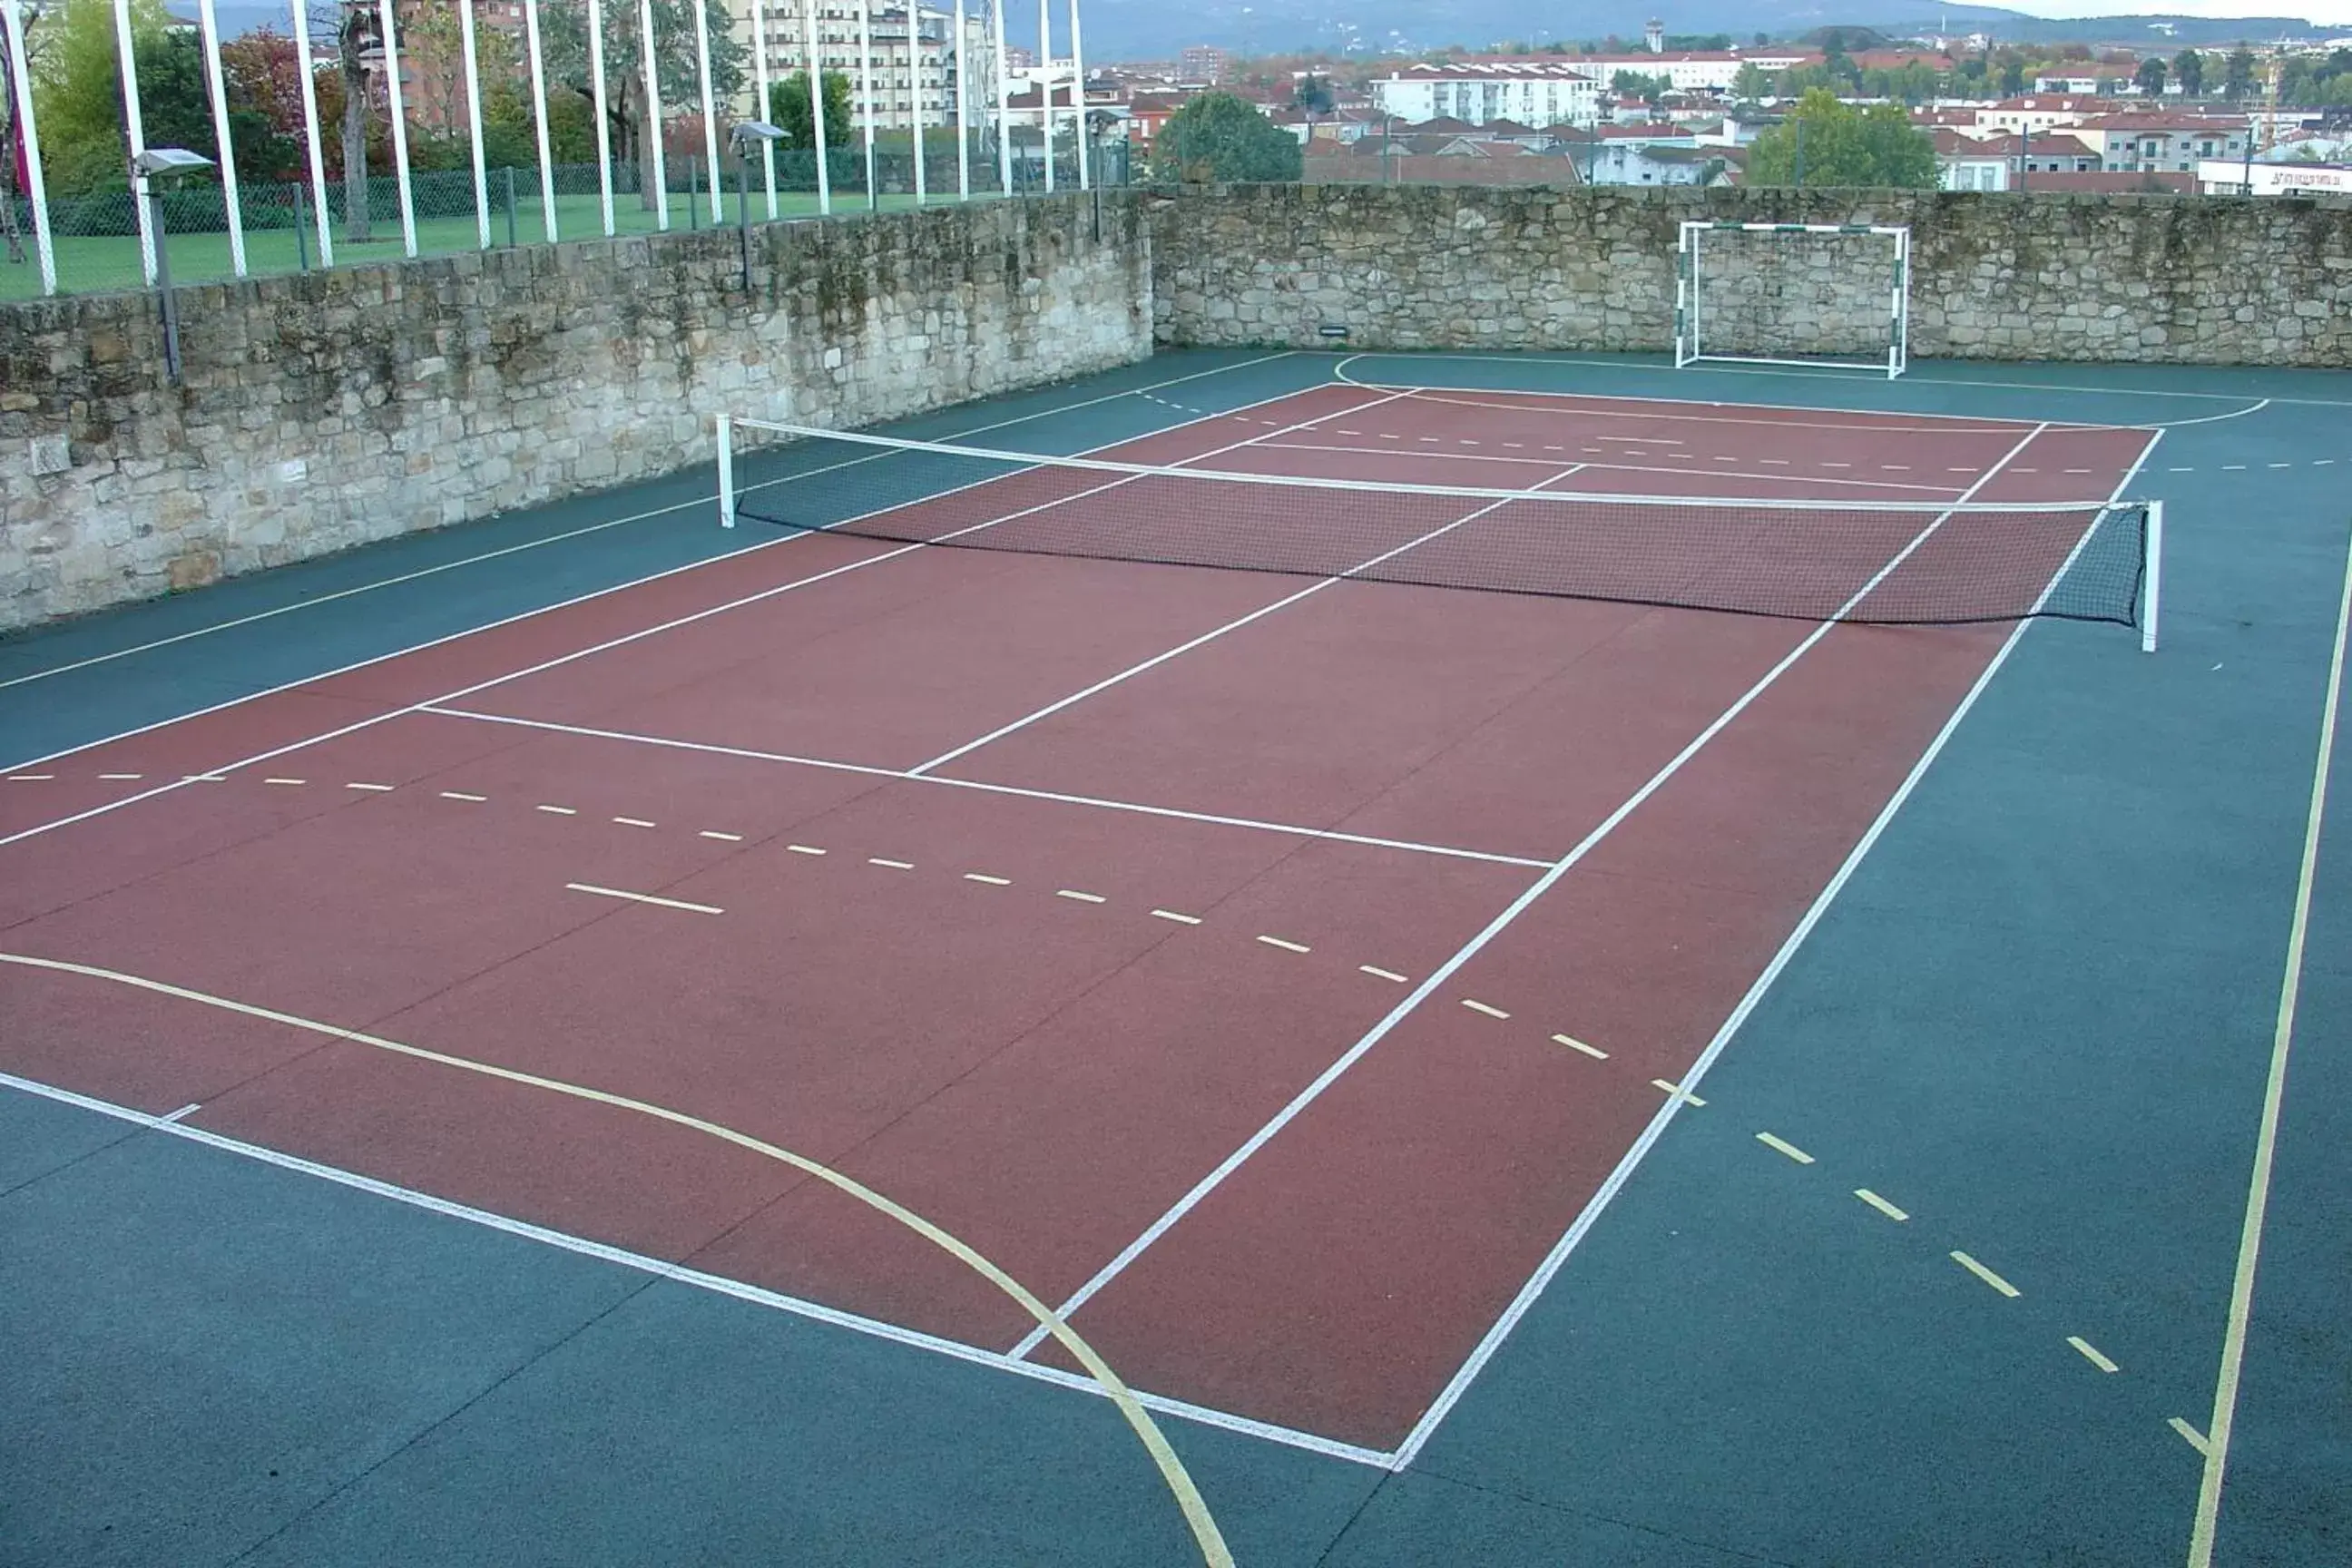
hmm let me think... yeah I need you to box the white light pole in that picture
[377,0,418,258]
[1037,0,1052,192]
[857,0,876,209]
[525,0,560,237]
[194,0,246,276]
[288,0,332,265]
[460,0,490,248]
[911,5,926,204]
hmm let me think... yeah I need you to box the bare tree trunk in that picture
[339,6,374,241]
[616,72,655,211]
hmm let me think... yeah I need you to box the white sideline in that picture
[1006,423,2060,1363]
[0,1067,1390,1471]
[1386,424,2165,1469]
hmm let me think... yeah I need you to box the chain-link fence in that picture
[1,143,1130,301]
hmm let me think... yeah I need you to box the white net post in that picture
[2141,499,2164,653]
[716,415,736,528]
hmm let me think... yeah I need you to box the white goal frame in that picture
[1674,221,1912,380]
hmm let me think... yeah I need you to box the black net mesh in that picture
[726,422,2146,630]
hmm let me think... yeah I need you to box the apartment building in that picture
[738,1,998,132]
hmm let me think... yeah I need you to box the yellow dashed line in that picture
[612,817,657,828]
[1552,1033,1608,1060]
[1360,965,1408,983]
[966,872,1013,887]
[1854,1189,1909,1221]
[1461,999,1510,1020]
[1651,1080,1707,1106]
[1257,935,1310,954]
[1152,908,1202,925]
[1056,888,1106,904]
[699,830,743,841]
[2068,1337,2120,1373]
[1951,1251,2021,1298]
[1756,1132,1815,1164]
[441,791,487,802]
[869,858,915,870]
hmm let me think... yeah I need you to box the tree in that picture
[0,0,45,263]
[766,68,848,153]
[1152,91,1300,183]
[540,0,745,210]
[1609,70,1670,102]
[1744,88,1936,189]
[31,0,174,192]
[332,2,377,240]
[2136,55,2167,97]
[1730,61,1769,102]
[2222,45,2255,102]
[1998,54,2026,96]
[1292,72,1333,117]
[2174,49,2204,97]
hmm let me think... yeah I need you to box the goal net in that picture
[1674,221,1911,379]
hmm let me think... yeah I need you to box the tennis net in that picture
[718,417,2156,635]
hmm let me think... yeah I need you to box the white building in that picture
[2196,158,2352,194]
[740,2,997,133]
[1373,62,1601,129]
[1576,49,1814,93]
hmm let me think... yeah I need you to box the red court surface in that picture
[0,384,2158,1457]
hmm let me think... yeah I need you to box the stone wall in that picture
[0,191,1148,629]
[1148,184,2352,365]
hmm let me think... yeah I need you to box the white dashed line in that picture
[1651,1080,1707,1106]
[534,804,577,815]
[965,872,1013,886]
[1951,1251,2022,1298]
[2068,1337,2120,1373]
[346,782,394,792]
[1821,462,1851,469]
[1461,999,1510,1020]
[699,830,743,841]
[1055,888,1107,903]
[1152,908,1202,925]
[2269,462,2292,469]
[868,858,915,870]
[787,844,826,856]
[440,790,487,802]
[98,772,144,780]
[264,777,307,786]
[1360,965,1409,983]
[1760,458,1788,466]
[1757,1132,1815,1164]
[1552,1034,1608,1060]
[1257,935,1311,954]
[612,817,656,828]
[2223,464,2248,471]
[5,774,55,781]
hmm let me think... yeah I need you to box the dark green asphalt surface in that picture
[2,350,2343,1567]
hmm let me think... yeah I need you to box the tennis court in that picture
[3,348,2346,1566]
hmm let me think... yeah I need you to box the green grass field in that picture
[1,184,1012,302]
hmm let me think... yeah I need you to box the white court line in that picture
[0,1067,1390,1470]
[564,882,724,915]
[1,374,1341,782]
[1252,441,1965,496]
[2186,519,2352,1568]
[1384,424,2165,1471]
[421,707,1550,868]
[907,454,1589,777]
[0,354,1305,695]
[1007,424,2064,1367]
[0,387,1378,848]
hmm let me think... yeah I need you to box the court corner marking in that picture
[0,952,1234,1568]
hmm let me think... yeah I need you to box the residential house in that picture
[1975,95,2103,134]
[1933,128,2103,190]
[2074,113,2249,174]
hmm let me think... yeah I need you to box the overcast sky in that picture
[1994,1,2352,27]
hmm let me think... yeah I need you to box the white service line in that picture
[0,353,1307,696]
[1005,423,2060,1368]
[1382,423,2163,1471]
[419,706,1550,868]
[1,386,1367,849]
[564,882,724,915]
[907,456,1590,777]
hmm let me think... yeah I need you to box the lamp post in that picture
[730,121,786,292]
[132,148,214,387]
